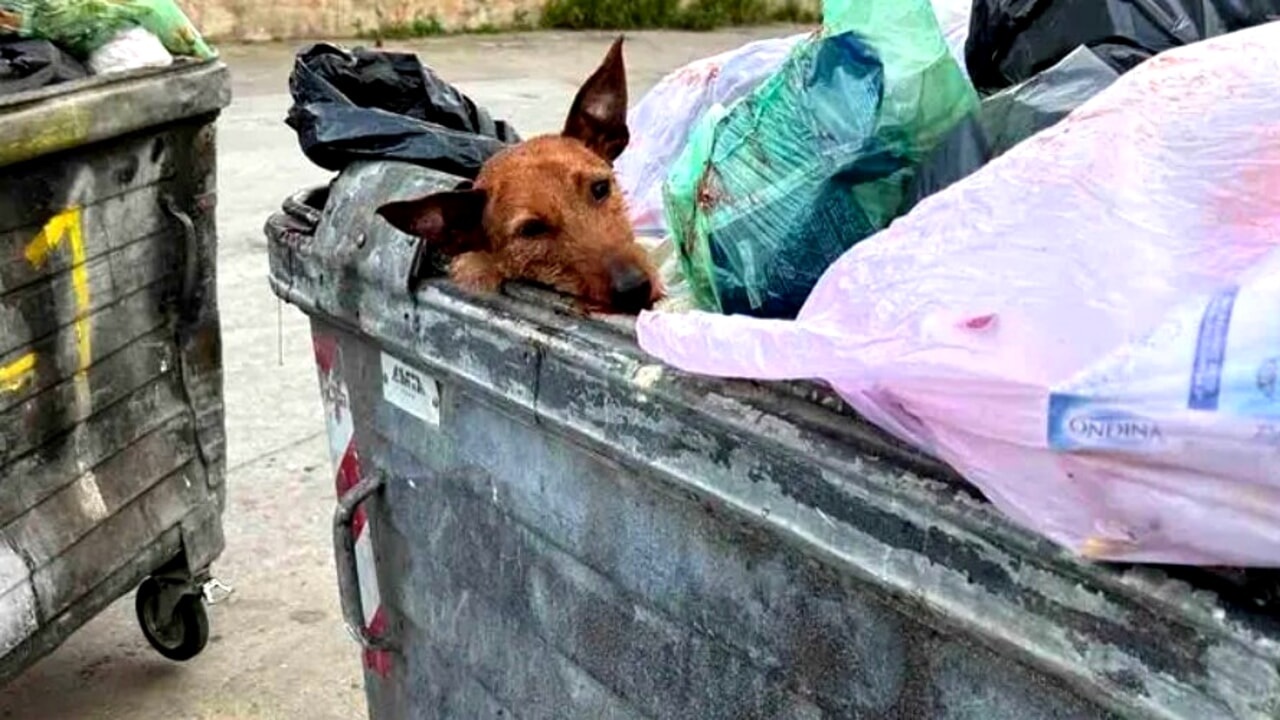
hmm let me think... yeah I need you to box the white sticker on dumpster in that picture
[381,352,440,425]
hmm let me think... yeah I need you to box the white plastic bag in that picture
[636,234,699,313]
[615,33,807,238]
[87,26,172,76]
[636,22,1280,566]
[930,0,972,70]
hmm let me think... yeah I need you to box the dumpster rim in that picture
[0,57,224,112]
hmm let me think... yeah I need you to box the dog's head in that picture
[377,38,661,314]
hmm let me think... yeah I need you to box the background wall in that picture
[185,0,537,41]
[182,0,819,42]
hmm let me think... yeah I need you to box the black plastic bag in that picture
[286,43,521,177]
[964,0,1280,92]
[979,46,1121,156]
[902,115,992,213]
[0,38,87,96]
[1215,0,1280,28]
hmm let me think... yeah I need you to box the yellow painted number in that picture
[0,208,91,398]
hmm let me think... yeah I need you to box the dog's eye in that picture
[517,219,549,239]
[590,179,611,201]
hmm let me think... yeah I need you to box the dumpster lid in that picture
[0,59,231,169]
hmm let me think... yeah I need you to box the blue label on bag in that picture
[1186,286,1239,411]
[1047,251,1280,454]
[1047,394,1165,451]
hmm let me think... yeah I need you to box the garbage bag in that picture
[964,0,1280,92]
[901,113,990,212]
[619,0,972,241]
[930,0,972,71]
[615,33,807,239]
[0,37,86,94]
[1217,0,1280,28]
[662,0,978,319]
[0,0,214,60]
[1048,247,1280,469]
[633,234,700,314]
[636,22,1280,566]
[86,25,170,75]
[978,46,1120,157]
[286,43,521,177]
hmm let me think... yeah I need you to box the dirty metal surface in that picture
[270,160,1280,720]
[0,61,230,170]
[0,63,230,683]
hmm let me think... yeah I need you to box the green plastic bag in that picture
[0,0,215,60]
[663,0,978,318]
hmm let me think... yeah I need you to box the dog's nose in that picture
[609,264,653,314]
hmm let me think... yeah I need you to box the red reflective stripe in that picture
[351,505,368,539]
[336,444,362,495]
[312,329,392,677]
[363,648,392,677]
[361,579,391,676]
[313,334,339,373]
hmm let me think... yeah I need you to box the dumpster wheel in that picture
[135,577,210,661]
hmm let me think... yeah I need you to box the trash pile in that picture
[0,0,215,95]
[635,3,1280,566]
[621,0,1280,317]
[273,0,1280,566]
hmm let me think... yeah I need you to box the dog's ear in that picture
[376,188,489,256]
[563,36,629,163]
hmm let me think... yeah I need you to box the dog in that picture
[376,38,662,315]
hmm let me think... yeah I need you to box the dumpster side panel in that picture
[0,65,228,679]
[321,322,1115,720]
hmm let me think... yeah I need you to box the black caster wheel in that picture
[135,577,210,661]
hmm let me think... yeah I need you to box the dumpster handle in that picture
[333,472,392,652]
[160,195,201,319]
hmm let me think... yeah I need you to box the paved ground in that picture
[0,28,799,720]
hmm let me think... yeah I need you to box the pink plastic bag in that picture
[636,22,1280,567]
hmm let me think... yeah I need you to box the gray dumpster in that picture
[268,160,1280,720]
[0,61,231,680]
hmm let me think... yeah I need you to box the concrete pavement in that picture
[0,28,800,720]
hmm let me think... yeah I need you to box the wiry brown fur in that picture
[376,38,662,314]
